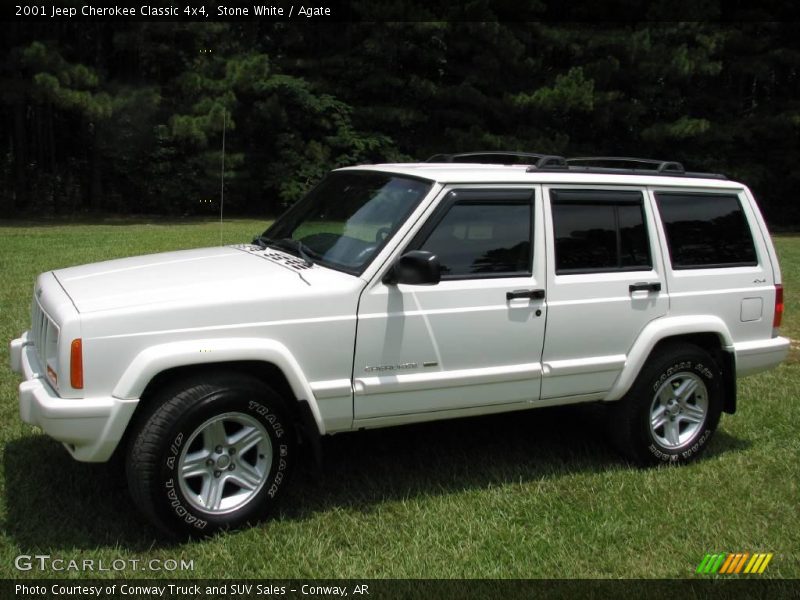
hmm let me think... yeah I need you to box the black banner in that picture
[4,0,800,23]
[4,579,800,600]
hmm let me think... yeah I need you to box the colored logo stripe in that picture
[697,553,773,575]
[756,553,773,574]
[732,553,749,574]
[696,554,712,573]
[719,553,736,573]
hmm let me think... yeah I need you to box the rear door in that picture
[540,186,669,400]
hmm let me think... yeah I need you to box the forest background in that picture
[2,17,799,225]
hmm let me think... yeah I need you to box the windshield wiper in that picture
[277,238,316,266]
[252,234,272,248]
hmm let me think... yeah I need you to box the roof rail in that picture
[426,151,567,170]
[423,152,727,179]
[566,156,685,174]
[526,155,568,170]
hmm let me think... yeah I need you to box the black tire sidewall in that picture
[634,348,722,465]
[150,385,293,536]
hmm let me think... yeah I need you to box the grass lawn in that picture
[0,219,798,579]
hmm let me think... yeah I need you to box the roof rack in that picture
[426,151,567,170]
[423,151,727,179]
[559,156,727,179]
[565,156,685,174]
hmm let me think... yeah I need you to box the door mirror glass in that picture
[385,251,441,285]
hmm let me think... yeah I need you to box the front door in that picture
[352,187,547,421]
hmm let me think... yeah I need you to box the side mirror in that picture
[383,250,441,285]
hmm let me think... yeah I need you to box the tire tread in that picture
[125,373,288,537]
[607,342,721,466]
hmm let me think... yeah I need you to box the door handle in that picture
[506,289,546,301]
[629,282,662,293]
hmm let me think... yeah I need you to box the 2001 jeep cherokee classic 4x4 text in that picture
[9,153,789,536]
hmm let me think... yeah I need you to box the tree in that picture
[1,19,798,224]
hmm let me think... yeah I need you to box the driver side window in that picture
[416,190,533,279]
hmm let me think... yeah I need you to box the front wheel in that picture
[126,373,295,537]
[608,343,723,466]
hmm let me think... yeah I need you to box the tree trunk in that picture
[11,98,27,215]
[47,103,58,215]
[89,123,103,211]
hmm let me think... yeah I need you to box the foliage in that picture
[1,20,799,223]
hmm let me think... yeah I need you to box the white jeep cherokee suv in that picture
[9,153,789,536]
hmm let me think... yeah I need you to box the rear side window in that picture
[551,190,651,274]
[655,192,757,269]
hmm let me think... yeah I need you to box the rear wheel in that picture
[608,343,722,466]
[126,373,295,537]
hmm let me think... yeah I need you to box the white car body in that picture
[9,163,790,463]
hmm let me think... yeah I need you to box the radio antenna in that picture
[219,108,226,246]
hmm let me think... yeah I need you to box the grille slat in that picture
[31,302,40,348]
[42,315,49,359]
[31,298,57,368]
[39,309,46,354]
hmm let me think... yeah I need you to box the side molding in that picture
[603,316,734,402]
[111,338,326,435]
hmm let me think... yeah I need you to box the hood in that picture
[52,245,343,313]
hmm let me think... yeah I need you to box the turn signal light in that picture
[70,338,83,389]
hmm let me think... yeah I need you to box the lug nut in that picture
[214,470,221,478]
[215,445,223,453]
[229,447,236,454]
[228,464,235,471]
[206,458,214,466]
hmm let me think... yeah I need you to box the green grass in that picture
[0,219,798,579]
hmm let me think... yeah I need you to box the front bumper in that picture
[9,332,138,462]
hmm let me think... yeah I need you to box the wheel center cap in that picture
[667,403,681,416]
[216,454,231,469]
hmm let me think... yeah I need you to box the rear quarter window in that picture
[655,192,757,269]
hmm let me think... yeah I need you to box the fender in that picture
[603,315,734,402]
[112,337,326,435]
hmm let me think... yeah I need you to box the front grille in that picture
[31,296,58,369]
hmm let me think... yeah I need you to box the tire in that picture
[608,343,722,466]
[126,372,295,537]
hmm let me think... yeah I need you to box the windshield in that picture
[261,171,433,275]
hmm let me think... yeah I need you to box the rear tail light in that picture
[773,284,784,331]
[70,338,83,389]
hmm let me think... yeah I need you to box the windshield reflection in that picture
[263,171,433,275]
